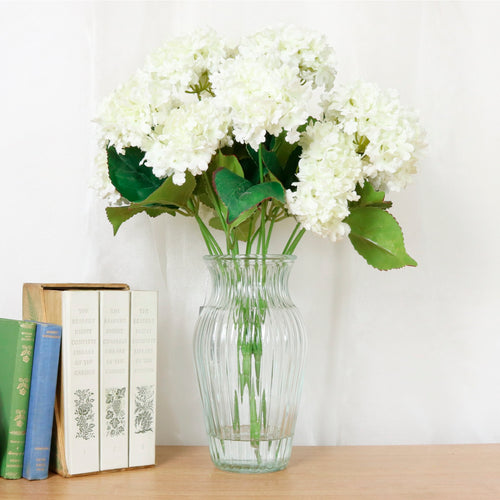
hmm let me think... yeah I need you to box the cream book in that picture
[59,290,100,475]
[99,290,130,471]
[129,291,158,467]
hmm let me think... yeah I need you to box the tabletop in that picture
[1,444,500,498]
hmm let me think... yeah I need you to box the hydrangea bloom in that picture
[143,97,231,184]
[95,28,231,186]
[212,55,323,149]
[327,81,425,192]
[144,27,229,108]
[238,24,337,91]
[90,149,123,206]
[286,121,364,241]
[95,26,424,250]
[95,69,153,154]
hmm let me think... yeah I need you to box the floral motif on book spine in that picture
[134,385,154,434]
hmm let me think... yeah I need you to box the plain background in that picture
[1,0,499,446]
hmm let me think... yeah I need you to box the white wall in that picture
[1,1,499,446]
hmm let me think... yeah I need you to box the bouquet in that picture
[94,25,425,270]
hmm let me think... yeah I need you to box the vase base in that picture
[208,428,293,473]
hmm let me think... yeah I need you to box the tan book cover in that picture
[22,283,130,478]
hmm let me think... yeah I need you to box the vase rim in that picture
[203,254,297,262]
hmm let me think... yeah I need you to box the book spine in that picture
[61,291,100,475]
[99,290,130,471]
[128,291,158,468]
[22,323,62,480]
[0,322,36,479]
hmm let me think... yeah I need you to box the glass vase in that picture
[193,254,307,473]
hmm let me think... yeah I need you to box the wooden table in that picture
[1,445,500,498]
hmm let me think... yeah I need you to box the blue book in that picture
[22,322,62,480]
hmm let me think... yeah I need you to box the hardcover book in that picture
[129,290,158,467]
[99,290,130,471]
[22,283,129,477]
[23,322,62,480]
[0,319,37,479]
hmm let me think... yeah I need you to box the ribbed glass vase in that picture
[193,254,307,473]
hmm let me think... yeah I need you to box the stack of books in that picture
[0,319,61,480]
[0,283,158,480]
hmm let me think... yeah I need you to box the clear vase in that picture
[193,254,307,473]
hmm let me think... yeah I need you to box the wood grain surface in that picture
[1,444,500,499]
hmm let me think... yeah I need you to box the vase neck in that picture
[203,255,296,305]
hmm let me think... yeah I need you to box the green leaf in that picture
[283,145,301,189]
[107,146,163,203]
[240,157,261,185]
[350,182,393,210]
[260,147,282,180]
[194,151,244,209]
[140,172,195,209]
[229,206,258,231]
[209,211,255,241]
[258,144,300,190]
[246,144,260,168]
[214,168,285,224]
[211,150,245,177]
[270,130,299,165]
[344,207,417,270]
[106,205,176,235]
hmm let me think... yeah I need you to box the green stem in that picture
[285,228,306,255]
[282,222,301,254]
[264,208,278,255]
[257,204,267,255]
[188,199,222,255]
[203,171,230,253]
[258,145,267,257]
[248,224,260,254]
[246,216,255,255]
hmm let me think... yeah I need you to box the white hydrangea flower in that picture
[143,97,230,185]
[327,81,426,192]
[145,27,229,106]
[95,69,153,154]
[286,121,363,241]
[212,54,323,149]
[239,24,337,91]
[90,149,124,206]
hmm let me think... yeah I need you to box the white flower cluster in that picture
[286,122,363,241]
[326,81,426,192]
[212,56,323,149]
[212,25,335,149]
[144,27,229,107]
[91,149,125,205]
[238,24,338,91]
[95,25,424,242]
[143,98,230,185]
[95,28,231,201]
[95,25,337,202]
[96,69,153,155]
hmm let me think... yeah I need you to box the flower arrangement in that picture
[94,25,425,270]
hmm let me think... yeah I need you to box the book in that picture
[129,291,158,468]
[99,290,130,471]
[56,290,101,475]
[0,319,37,479]
[22,322,62,480]
[22,283,129,477]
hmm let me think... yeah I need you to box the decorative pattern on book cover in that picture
[129,291,158,467]
[99,290,130,471]
[0,319,37,479]
[23,322,62,480]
